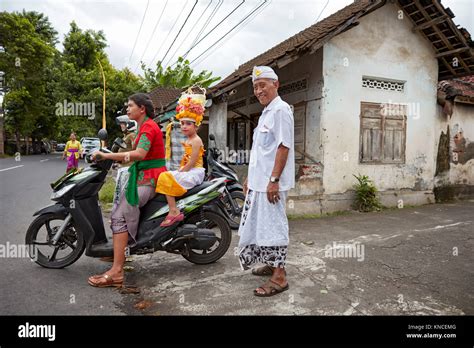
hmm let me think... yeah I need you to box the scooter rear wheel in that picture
[181,211,232,265]
[25,213,85,269]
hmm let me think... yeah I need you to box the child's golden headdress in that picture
[175,86,206,126]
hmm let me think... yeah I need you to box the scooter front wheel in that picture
[181,211,232,265]
[25,213,85,269]
[222,190,245,225]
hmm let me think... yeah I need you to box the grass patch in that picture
[0,154,12,159]
[380,204,418,211]
[288,210,352,220]
[99,176,115,206]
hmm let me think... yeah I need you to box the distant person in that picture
[62,132,82,173]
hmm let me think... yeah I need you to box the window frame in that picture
[359,101,407,165]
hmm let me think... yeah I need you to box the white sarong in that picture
[238,189,289,247]
[237,189,289,269]
[169,167,205,190]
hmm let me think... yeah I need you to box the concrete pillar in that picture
[209,101,227,152]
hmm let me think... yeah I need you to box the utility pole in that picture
[0,45,5,155]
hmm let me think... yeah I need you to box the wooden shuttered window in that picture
[292,103,306,162]
[359,102,406,164]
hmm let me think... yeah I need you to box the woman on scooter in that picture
[155,88,206,227]
[88,93,167,288]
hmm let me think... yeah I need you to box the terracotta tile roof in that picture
[438,74,474,99]
[210,0,380,94]
[210,0,473,95]
[458,75,474,84]
[148,86,182,112]
[398,0,474,80]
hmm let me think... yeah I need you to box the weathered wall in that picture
[321,2,439,208]
[434,102,474,201]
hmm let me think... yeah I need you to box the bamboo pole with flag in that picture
[96,58,107,146]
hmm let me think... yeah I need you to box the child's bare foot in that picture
[168,208,181,217]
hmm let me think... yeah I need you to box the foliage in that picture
[352,174,382,212]
[0,11,220,154]
[141,57,220,90]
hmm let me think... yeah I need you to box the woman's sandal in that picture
[254,279,289,297]
[160,213,184,227]
[88,274,123,288]
[251,265,274,276]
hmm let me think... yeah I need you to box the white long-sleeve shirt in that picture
[247,96,295,192]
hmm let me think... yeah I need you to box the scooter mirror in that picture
[98,128,108,141]
[209,134,215,141]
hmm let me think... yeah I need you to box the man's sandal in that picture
[251,265,273,276]
[88,274,123,288]
[254,279,289,297]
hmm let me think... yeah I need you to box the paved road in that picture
[122,200,474,315]
[1,153,473,315]
[0,153,124,315]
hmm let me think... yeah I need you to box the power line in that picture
[160,0,199,65]
[315,0,329,23]
[191,0,271,68]
[191,1,270,67]
[149,0,189,68]
[163,0,214,68]
[134,0,169,73]
[179,0,246,63]
[191,0,271,67]
[185,0,245,56]
[186,0,222,56]
[128,0,150,64]
[189,0,268,65]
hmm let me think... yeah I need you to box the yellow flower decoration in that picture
[175,110,203,126]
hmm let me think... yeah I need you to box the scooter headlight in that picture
[50,183,76,200]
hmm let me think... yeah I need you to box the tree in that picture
[20,10,58,46]
[141,56,220,90]
[63,21,106,71]
[1,13,148,154]
[0,11,55,153]
[53,22,146,142]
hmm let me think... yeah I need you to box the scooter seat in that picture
[151,181,215,203]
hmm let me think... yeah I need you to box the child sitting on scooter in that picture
[155,88,207,227]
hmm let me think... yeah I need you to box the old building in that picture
[200,0,474,214]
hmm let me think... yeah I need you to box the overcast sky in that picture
[2,0,473,82]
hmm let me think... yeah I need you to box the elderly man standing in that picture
[238,66,295,297]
